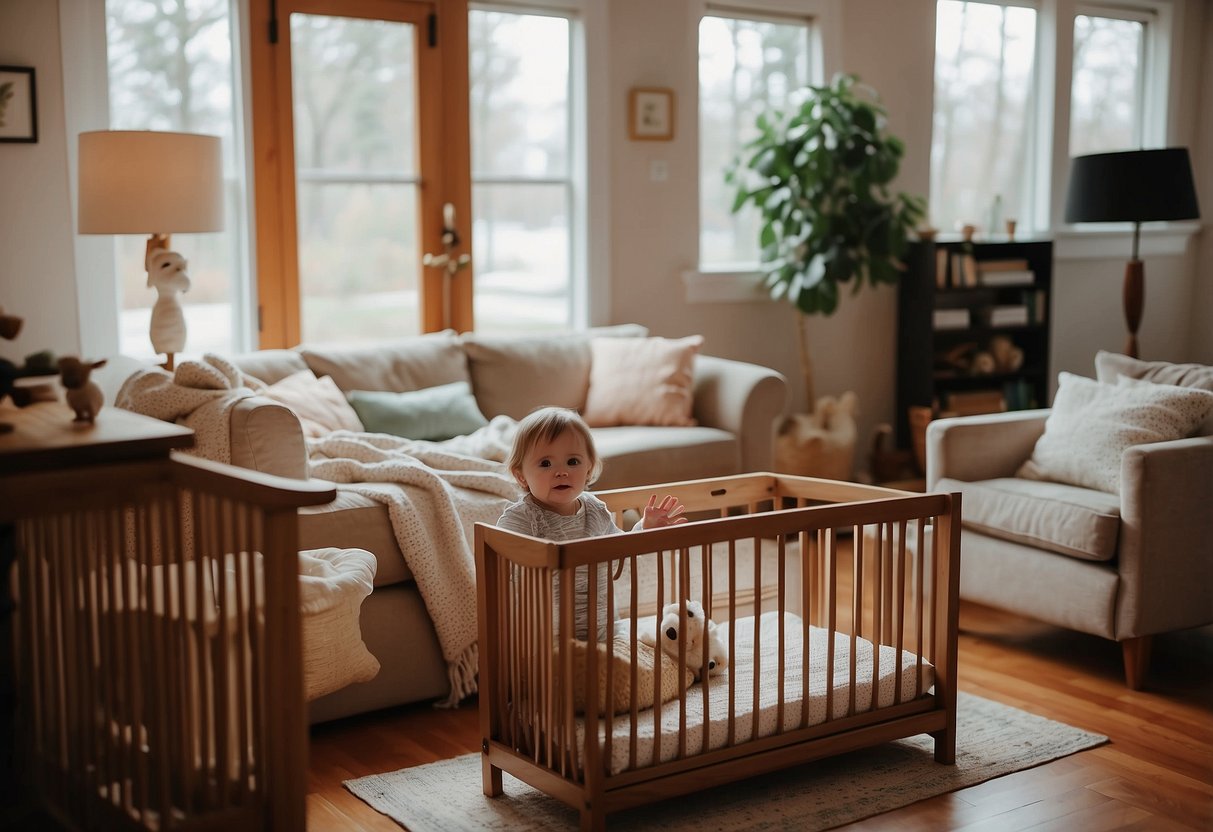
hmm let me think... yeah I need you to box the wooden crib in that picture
[474,473,961,831]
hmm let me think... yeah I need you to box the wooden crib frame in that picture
[474,473,961,831]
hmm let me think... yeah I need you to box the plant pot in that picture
[773,392,858,482]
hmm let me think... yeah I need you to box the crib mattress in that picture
[577,611,935,775]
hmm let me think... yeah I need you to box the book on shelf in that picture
[1025,289,1047,324]
[980,304,1030,327]
[978,268,1035,287]
[935,247,950,288]
[951,251,978,287]
[933,308,971,330]
[976,258,1030,272]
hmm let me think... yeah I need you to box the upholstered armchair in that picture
[926,351,1213,689]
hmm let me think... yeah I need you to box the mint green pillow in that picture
[346,381,488,441]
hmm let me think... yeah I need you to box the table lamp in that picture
[77,130,224,369]
[1064,148,1200,359]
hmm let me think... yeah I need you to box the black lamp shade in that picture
[1064,148,1200,224]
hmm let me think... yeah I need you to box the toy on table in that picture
[58,357,108,424]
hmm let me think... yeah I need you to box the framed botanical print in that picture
[629,87,674,141]
[0,66,37,143]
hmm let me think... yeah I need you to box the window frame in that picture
[685,0,842,302]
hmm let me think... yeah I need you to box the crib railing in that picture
[475,473,960,825]
[3,452,335,831]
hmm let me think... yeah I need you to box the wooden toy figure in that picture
[58,357,108,424]
[147,247,191,369]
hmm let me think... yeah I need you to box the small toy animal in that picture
[58,357,108,424]
[639,599,729,681]
[147,247,191,359]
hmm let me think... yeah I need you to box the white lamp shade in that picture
[77,130,225,235]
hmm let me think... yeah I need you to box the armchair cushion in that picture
[1017,371,1213,493]
[936,476,1121,562]
[1095,350,1213,434]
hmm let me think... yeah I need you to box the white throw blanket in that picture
[307,417,523,706]
[115,353,267,462]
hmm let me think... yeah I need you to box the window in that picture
[698,11,814,269]
[930,0,1038,237]
[1070,9,1148,155]
[105,0,249,359]
[469,7,576,334]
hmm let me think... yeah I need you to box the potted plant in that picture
[726,73,925,479]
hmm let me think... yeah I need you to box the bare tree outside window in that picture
[1070,14,1145,156]
[106,0,245,358]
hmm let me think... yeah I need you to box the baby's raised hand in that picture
[643,494,687,528]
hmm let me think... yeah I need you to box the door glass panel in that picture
[290,13,419,343]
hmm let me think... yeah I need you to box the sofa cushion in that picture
[1095,350,1213,434]
[583,335,703,427]
[1017,371,1213,493]
[262,370,365,438]
[347,381,488,441]
[937,476,1121,562]
[228,348,310,385]
[591,426,737,490]
[300,330,469,393]
[460,326,648,420]
[298,491,411,587]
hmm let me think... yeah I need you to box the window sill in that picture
[681,268,769,304]
[1053,221,1201,260]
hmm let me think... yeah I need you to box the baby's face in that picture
[515,429,591,516]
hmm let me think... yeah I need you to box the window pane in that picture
[1070,14,1144,156]
[931,1,1037,235]
[291,14,420,343]
[699,14,811,269]
[470,11,569,178]
[469,8,574,333]
[106,0,244,359]
[472,183,570,334]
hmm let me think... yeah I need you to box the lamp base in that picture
[1123,259,1144,360]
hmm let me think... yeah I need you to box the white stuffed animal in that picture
[638,599,729,681]
[146,247,191,357]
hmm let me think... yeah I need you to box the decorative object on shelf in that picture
[628,87,674,141]
[77,130,224,370]
[728,73,925,479]
[422,202,472,330]
[0,65,37,143]
[1005,219,1018,240]
[0,307,59,433]
[989,335,1024,373]
[57,357,107,424]
[1064,148,1200,359]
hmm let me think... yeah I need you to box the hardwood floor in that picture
[307,602,1213,831]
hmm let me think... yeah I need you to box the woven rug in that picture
[345,692,1106,831]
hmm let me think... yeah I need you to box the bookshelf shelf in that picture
[896,237,1053,448]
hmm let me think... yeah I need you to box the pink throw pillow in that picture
[582,335,703,427]
[263,370,364,438]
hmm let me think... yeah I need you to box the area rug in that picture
[345,692,1106,831]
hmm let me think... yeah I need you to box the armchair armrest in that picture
[229,395,309,480]
[926,409,1050,490]
[692,355,787,473]
[1115,434,1213,638]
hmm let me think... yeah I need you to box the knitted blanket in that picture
[115,353,267,462]
[307,417,523,706]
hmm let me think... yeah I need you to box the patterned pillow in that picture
[1017,372,1213,493]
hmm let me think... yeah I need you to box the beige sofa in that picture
[217,327,786,721]
[926,351,1213,688]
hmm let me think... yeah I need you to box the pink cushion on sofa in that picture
[263,370,364,438]
[582,335,703,427]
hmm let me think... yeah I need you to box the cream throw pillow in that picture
[299,547,381,702]
[1017,371,1213,494]
[262,369,364,439]
[582,335,703,427]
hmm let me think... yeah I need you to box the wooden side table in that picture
[1,402,334,831]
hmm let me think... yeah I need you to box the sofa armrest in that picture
[691,355,787,473]
[1115,434,1213,638]
[229,396,309,480]
[925,409,1050,490]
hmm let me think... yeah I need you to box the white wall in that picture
[3,0,1209,466]
[0,0,80,366]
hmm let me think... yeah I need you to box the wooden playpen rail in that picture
[2,453,335,831]
[475,473,960,830]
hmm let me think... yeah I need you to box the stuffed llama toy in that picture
[639,599,729,681]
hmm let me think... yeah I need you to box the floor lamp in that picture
[77,130,224,370]
[1063,148,1200,359]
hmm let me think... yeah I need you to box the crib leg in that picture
[579,804,606,832]
[482,758,503,797]
[932,726,956,764]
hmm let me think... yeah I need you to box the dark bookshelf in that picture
[896,236,1053,448]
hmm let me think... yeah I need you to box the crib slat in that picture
[849,524,861,718]
[894,520,908,705]
[726,539,736,747]
[776,533,785,732]
[825,528,837,722]
[916,517,926,697]
[800,527,811,730]
[628,555,639,772]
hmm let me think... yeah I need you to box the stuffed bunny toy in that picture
[58,357,108,423]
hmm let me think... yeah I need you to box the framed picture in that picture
[0,66,37,144]
[629,87,674,141]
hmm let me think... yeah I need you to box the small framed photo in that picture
[629,87,674,141]
[0,66,37,143]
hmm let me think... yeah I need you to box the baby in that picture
[497,406,686,642]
